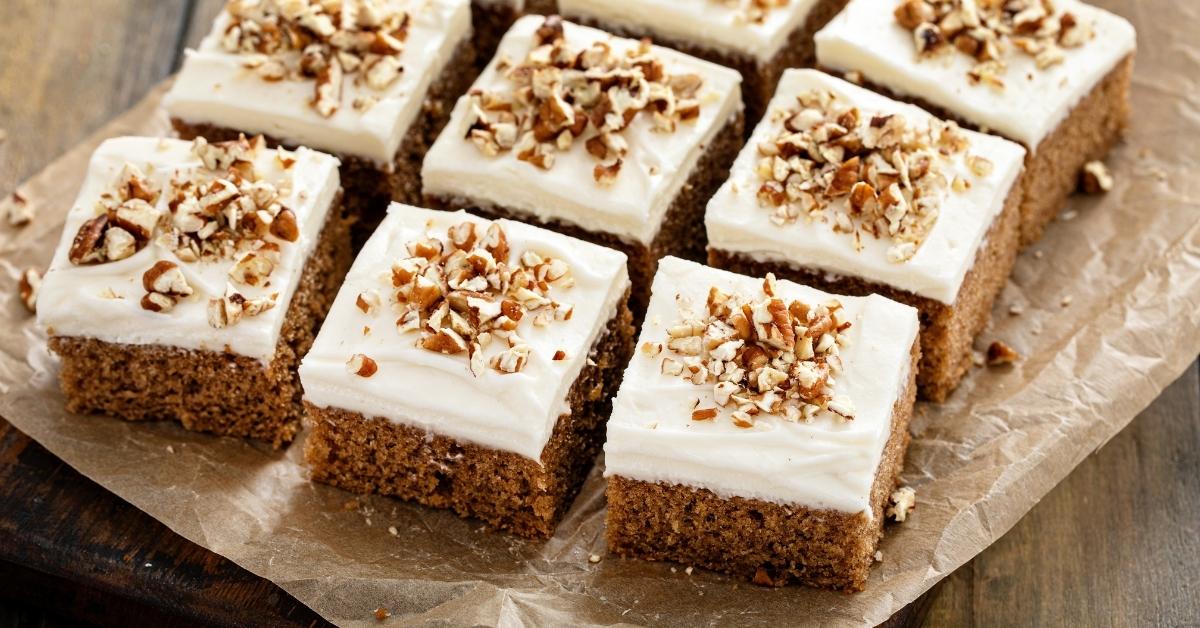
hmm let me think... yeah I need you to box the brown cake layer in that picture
[171,35,477,239]
[829,54,1133,247]
[565,0,848,127]
[710,175,1023,402]
[471,1,557,71]
[605,336,920,592]
[48,198,353,448]
[304,293,636,539]
[426,112,745,315]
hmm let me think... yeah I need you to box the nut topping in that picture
[347,353,378,377]
[887,486,917,522]
[894,0,1095,88]
[754,88,981,262]
[719,0,790,25]
[654,274,856,428]
[380,220,575,375]
[465,17,704,184]
[1080,160,1113,194]
[221,0,412,116]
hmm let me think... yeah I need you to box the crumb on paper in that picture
[6,191,33,227]
[374,607,390,622]
[1034,250,1045,260]
[685,566,694,576]
[887,486,916,522]
[1008,303,1024,316]
[874,550,883,562]
[166,445,175,454]
[752,567,774,586]
[986,340,1020,366]
[387,526,398,536]
[343,499,360,511]
[1059,209,1078,221]
[588,553,602,564]
[971,350,985,367]
[1080,160,1114,194]
[1061,295,1073,307]
[18,268,41,314]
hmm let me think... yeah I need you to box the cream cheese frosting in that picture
[706,69,1026,305]
[298,204,629,462]
[604,257,919,514]
[815,0,1136,148]
[558,0,822,62]
[421,16,743,246]
[164,0,472,165]
[37,136,341,364]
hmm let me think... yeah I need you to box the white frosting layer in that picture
[558,0,822,62]
[37,137,341,363]
[706,69,1026,304]
[299,204,630,461]
[421,16,743,245]
[605,257,919,514]
[815,0,1136,147]
[164,0,472,164]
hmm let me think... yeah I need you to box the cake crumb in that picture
[685,566,694,576]
[970,350,985,367]
[387,526,398,536]
[374,607,390,622]
[1034,250,1045,260]
[887,486,917,522]
[1059,209,1078,222]
[986,341,1020,366]
[874,550,883,562]
[1061,295,1073,307]
[752,567,774,586]
[588,553,602,564]
[1080,160,1113,194]
[343,499,360,511]
[1008,303,1024,316]
[166,445,175,454]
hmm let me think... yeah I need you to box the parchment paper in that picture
[2,1,1198,624]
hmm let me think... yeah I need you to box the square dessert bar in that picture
[707,69,1026,401]
[38,136,352,447]
[605,257,920,591]
[470,0,557,70]
[165,0,476,226]
[557,0,850,124]
[299,203,634,538]
[816,0,1136,245]
[422,15,745,313]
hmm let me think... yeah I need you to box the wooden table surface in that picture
[1,2,1197,626]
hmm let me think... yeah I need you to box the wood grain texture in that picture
[924,363,1200,627]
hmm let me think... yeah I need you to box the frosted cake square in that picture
[164,0,475,226]
[38,136,352,446]
[557,0,850,123]
[604,256,920,591]
[299,203,634,538]
[815,0,1135,244]
[422,15,744,313]
[706,69,1026,400]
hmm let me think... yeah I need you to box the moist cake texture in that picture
[300,204,633,537]
[605,256,920,590]
[165,0,474,221]
[815,0,1136,244]
[38,136,350,446]
[422,15,744,312]
[706,69,1026,400]
[558,0,850,124]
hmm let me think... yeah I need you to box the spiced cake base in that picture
[709,174,1023,402]
[565,0,848,127]
[304,294,635,539]
[471,1,557,71]
[426,112,744,315]
[605,337,919,592]
[171,37,477,240]
[830,55,1133,247]
[49,201,353,448]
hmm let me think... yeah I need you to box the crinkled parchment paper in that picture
[1,1,1198,625]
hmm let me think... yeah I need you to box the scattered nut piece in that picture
[373,607,391,622]
[887,486,917,522]
[18,268,41,313]
[986,340,1020,366]
[5,192,32,227]
[1080,160,1113,194]
[588,553,602,564]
